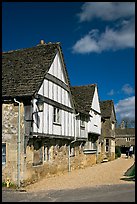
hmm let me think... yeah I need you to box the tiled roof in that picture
[70,84,96,114]
[115,128,135,137]
[2,42,70,99]
[100,100,114,118]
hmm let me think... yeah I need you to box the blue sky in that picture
[2,2,135,124]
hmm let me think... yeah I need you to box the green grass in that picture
[124,163,135,177]
[2,181,17,189]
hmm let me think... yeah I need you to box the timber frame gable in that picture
[2,40,104,186]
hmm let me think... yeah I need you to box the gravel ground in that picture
[25,155,135,192]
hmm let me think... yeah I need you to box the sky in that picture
[2,2,135,125]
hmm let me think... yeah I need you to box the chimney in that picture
[40,40,45,45]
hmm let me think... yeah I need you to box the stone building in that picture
[2,41,101,186]
[115,121,135,153]
[99,100,116,161]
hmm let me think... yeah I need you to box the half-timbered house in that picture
[71,84,101,160]
[2,41,101,186]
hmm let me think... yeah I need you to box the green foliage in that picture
[2,182,7,187]
[125,163,135,177]
[2,181,16,188]
[115,146,121,159]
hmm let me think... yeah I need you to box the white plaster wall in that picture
[88,86,101,135]
[91,86,101,113]
[35,52,75,138]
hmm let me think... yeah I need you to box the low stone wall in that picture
[22,138,96,186]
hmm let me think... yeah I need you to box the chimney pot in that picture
[40,40,45,45]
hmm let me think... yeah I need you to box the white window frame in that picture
[53,107,60,124]
[126,137,131,142]
[2,143,6,165]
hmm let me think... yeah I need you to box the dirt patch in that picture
[25,156,135,192]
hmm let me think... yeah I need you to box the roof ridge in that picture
[71,83,96,88]
[2,42,60,54]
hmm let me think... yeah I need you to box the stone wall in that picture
[2,102,25,184]
[22,138,96,186]
[101,119,116,160]
[2,103,97,186]
[115,137,135,147]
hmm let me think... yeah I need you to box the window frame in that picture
[126,137,131,142]
[53,107,60,124]
[80,115,85,128]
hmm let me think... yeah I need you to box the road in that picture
[2,183,135,202]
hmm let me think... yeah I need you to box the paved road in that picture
[2,183,135,202]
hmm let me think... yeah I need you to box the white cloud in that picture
[121,84,135,95]
[78,2,135,22]
[72,19,135,54]
[107,89,114,96]
[115,96,135,121]
[73,2,135,54]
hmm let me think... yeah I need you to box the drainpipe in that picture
[68,113,80,172]
[14,98,21,188]
[68,140,77,173]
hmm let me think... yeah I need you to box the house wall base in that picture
[21,138,97,186]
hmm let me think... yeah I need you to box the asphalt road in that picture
[2,183,135,202]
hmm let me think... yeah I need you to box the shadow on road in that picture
[120,177,135,182]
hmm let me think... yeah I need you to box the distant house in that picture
[115,121,135,153]
[2,41,101,186]
[71,84,101,154]
[100,100,116,161]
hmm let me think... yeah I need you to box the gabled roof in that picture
[115,128,135,137]
[70,84,96,114]
[2,42,71,100]
[100,100,115,119]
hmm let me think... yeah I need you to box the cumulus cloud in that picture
[115,96,135,121]
[72,2,135,54]
[77,2,135,22]
[72,19,135,53]
[121,84,135,95]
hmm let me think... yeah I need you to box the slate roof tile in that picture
[2,42,70,99]
[71,84,96,114]
[100,100,114,118]
[115,128,135,137]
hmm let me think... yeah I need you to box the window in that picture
[112,122,115,130]
[126,137,131,142]
[44,145,50,162]
[106,139,109,152]
[2,143,6,165]
[80,115,85,127]
[53,107,60,123]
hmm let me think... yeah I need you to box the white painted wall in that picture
[88,86,101,135]
[33,52,75,138]
[111,140,115,152]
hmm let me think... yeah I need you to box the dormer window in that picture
[53,107,60,124]
[80,115,85,127]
